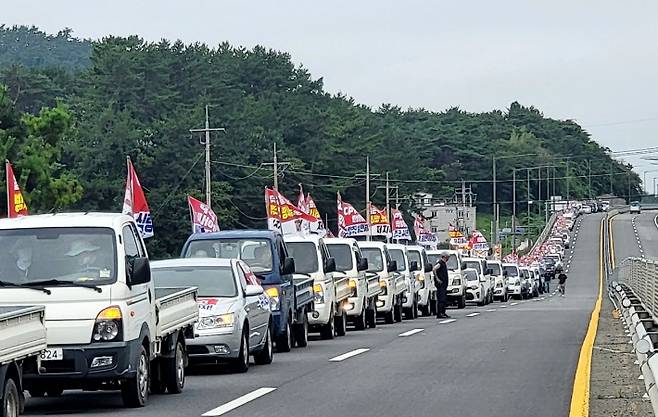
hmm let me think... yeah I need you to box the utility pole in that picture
[189,105,225,208]
[527,168,531,226]
[587,159,592,199]
[512,169,517,254]
[385,172,390,243]
[609,162,614,195]
[565,160,570,206]
[261,142,291,192]
[366,156,371,241]
[492,157,496,244]
[538,167,542,216]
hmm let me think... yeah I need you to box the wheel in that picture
[412,299,418,319]
[366,307,377,328]
[292,313,308,347]
[404,307,413,320]
[335,310,347,337]
[2,378,19,417]
[354,303,367,331]
[320,312,335,340]
[429,294,437,315]
[254,326,274,365]
[275,319,293,352]
[164,338,185,394]
[121,345,149,407]
[457,295,466,309]
[232,330,249,373]
[420,304,430,317]
[384,308,395,324]
[394,303,403,323]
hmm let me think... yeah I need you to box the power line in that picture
[153,151,205,216]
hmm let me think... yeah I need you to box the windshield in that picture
[464,261,481,273]
[407,250,421,267]
[152,266,237,297]
[521,269,530,278]
[361,248,384,272]
[286,242,319,274]
[0,227,117,286]
[389,249,407,271]
[465,270,478,281]
[326,244,353,271]
[427,253,459,270]
[185,239,273,273]
[503,265,519,277]
[487,263,501,276]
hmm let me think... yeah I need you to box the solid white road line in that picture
[329,348,370,362]
[500,305,508,308]
[466,312,480,317]
[439,318,457,324]
[399,328,424,337]
[510,302,519,306]
[202,388,277,416]
[486,309,497,312]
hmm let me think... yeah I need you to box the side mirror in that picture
[282,257,295,276]
[424,263,432,273]
[245,285,264,297]
[409,261,419,272]
[127,257,151,286]
[357,258,369,272]
[325,258,336,273]
[387,260,398,272]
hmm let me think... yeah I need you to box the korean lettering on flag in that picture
[122,158,154,238]
[337,192,369,238]
[369,204,391,237]
[188,195,220,233]
[264,188,317,235]
[5,161,28,218]
[305,193,327,237]
[390,208,411,240]
[413,215,437,246]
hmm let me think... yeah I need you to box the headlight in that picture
[92,306,122,342]
[452,279,461,286]
[197,313,235,330]
[379,280,388,296]
[348,279,358,297]
[469,284,479,290]
[266,287,280,311]
[313,283,325,303]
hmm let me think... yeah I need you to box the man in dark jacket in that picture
[557,267,567,296]
[432,251,451,319]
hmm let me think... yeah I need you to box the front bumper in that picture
[376,291,394,313]
[309,302,332,326]
[23,339,141,387]
[418,285,431,306]
[346,294,365,317]
[508,286,521,295]
[447,287,464,297]
[187,330,241,360]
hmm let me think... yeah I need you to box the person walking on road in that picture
[543,270,551,293]
[557,267,567,296]
[432,251,451,319]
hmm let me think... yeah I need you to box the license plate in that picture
[39,348,63,361]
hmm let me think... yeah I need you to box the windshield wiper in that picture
[0,280,51,295]
[26,279,102,293]
[294,272,312,278]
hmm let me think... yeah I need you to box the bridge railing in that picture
[618,257,658,317]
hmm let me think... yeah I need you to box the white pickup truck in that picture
[427,250,467,309]
[326,238,382,330]
[405,246,435,317]
[0,213,199,408]
[0,305,47,416]
[358,241,407,324]
[285,235,351,339]
[387,244,420,320]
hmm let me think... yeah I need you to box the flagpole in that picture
[385,172,390,243]
[5,161,10,219]
[126,156,134,215]
[188,198,195,234]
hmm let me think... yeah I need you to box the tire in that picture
[366,307,377,328]
[320,312,335,340]
[394,303,403,323]
[404,307,413,320]
[420,304,430,317]
[354,303,367,331]
[276,319,293,353]
[384,308,395,324]
[253,326,274,365]
[292,314,308,348]
[335,310,347,337]
[232,330,249,373]
[121,345,149,408]
[2,378,19,417]
[164,338,185,394]
[430,294,437,316]
[412,299,418,319]
[457,295,466,309]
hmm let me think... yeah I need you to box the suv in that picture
[463,257,493,305]
[487,260,508,302]
[630,201,641,214]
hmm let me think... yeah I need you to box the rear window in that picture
[152,266,237,297]
[326,244,353,272]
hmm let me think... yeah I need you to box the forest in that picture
[0,25,641,257]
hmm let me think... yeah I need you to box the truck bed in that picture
[155,287,199,339]
[0,306,47,365]
[365,272,383,298]
[293,277,314,311]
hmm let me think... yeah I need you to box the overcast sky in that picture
[4,1,658,189]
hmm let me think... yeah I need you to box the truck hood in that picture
[197,297,238,317]
[0,287,111,320]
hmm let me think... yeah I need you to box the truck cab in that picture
[284,235,349,339]
[486,260,508,302]
[0,213,198,408]
[428,250,466,309]
[325,238,380,330]
[387,243,419,320]
[181,230,313,352]
[357,241,405,324]
[463,257,493,305]
[405,245,434,316]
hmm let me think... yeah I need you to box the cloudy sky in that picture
[5,1,658,189]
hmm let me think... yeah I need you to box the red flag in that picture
[265,188,316,235]
[188,195,220,233]
[122,158,154,238]
[305,193,327,237]
[391,208,411,240]
[369,204,391,237]
[5,161,28,218]
[413,214,437,246]
[337,192,369,238]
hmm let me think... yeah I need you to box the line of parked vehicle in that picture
[0,210,575,416]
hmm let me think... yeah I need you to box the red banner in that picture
[265,188,316,235]
[122,159,154,238]
[337,192,369,237]
[5,161,28,218]
[413,214,436,246]
[369,204,391,237]
[188,195,220,233]
[391,208,411,240]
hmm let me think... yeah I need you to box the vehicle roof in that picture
[502,263,519,267]
[151,258,235,268]
[187,229,280,240]
[405,245,425,252]
[0,212,133,230]
[462,257,483,262]
[357,241,387,249]
[325,237,357,245]
[486,260,502,265]
[386,243,408,250]
[427,249,459,255]
[284,234,323,244]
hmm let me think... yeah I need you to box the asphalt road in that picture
[24,215,603,417]
[612,211,658,263]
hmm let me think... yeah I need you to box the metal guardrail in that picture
[618,258,658,318]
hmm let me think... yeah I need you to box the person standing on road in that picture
[432,251,450,319]
[557,267,567,296]
[544,270,551,293]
